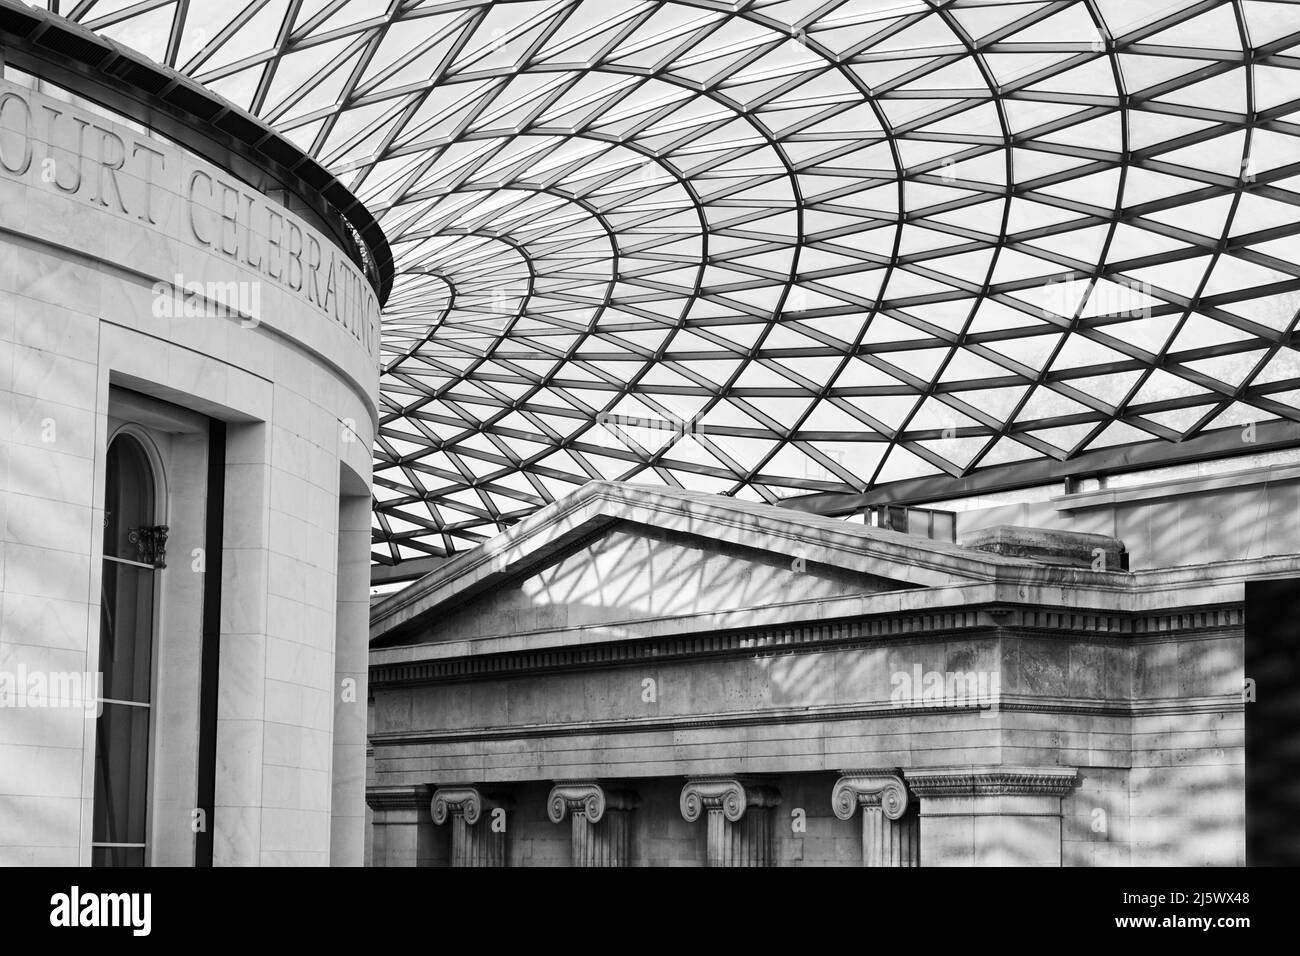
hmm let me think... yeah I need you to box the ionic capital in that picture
[431,785,492,825]
[547,781,638,824]
[831,772,909,821]
[680,776,779,823]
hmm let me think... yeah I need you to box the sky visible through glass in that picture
[50,0,1300,562]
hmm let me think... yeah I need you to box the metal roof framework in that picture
[48,0,1300,563]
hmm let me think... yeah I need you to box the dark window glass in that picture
[92,435,157,866]
[91,846,147,867]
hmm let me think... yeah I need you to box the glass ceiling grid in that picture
[51,0,1300,562]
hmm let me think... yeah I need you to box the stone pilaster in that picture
[832,772,919,866]
[547,781,638,867]
[366,784,435,867]
[431,786,508,867]
[680,777,780,867]
[905,767,1078,867]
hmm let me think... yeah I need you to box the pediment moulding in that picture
[364,784,433,813]
[371,481,1145,643]
[370,602,1243,688]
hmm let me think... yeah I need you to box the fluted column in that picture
[680,777,780,867]
[832,772,918,866]
[431,786,508,867]
[547,781,638,867]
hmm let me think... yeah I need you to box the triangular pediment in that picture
[371,481,1036,647]
[380,518,915,646]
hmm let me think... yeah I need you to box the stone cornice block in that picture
[962,525,1127,570]
[365,783,432,812]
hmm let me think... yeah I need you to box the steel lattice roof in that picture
[44,0,1300,563]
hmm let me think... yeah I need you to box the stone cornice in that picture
[365,784,432,812]
[546,781,638,823]
[680,776,780,823]
[832,773,909,821]
[904,767,1079,798]
[368,693,1241,749]
[369,604,1243,688]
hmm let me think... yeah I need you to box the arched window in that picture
[92,434,161,867]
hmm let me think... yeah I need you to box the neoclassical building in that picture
[5,0,1300,869]
[367,471,1296,866]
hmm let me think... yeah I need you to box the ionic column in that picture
[904,766,1078,867]
[547,781,638,867]
[831,772,918,867]
[680,777,780,867]
[431,786,507,867]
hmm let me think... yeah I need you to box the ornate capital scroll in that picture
[431,785,485,825]
[548,781,638,866]
[904,766,1078,798]
[680,776,779,824]
[831,773,917,867]
[431,785,510,867]
[547,781,637,824]
[832,772,909,821]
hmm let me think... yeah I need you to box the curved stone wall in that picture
[0,76,378,865]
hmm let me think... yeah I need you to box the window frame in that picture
[91,424,168,867]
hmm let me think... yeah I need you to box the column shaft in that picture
[861,806,919,867]
[833,772,918,867]
[572,810,631,867]
[549,781,637,866]
[451,814,506,867]
[707,807,773,867]
[681,776,780,867]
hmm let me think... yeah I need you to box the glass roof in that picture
[51,0,1300,562]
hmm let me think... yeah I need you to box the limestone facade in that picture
[367,479,1286,865]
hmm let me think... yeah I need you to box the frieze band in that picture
[904,767,1079,798]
